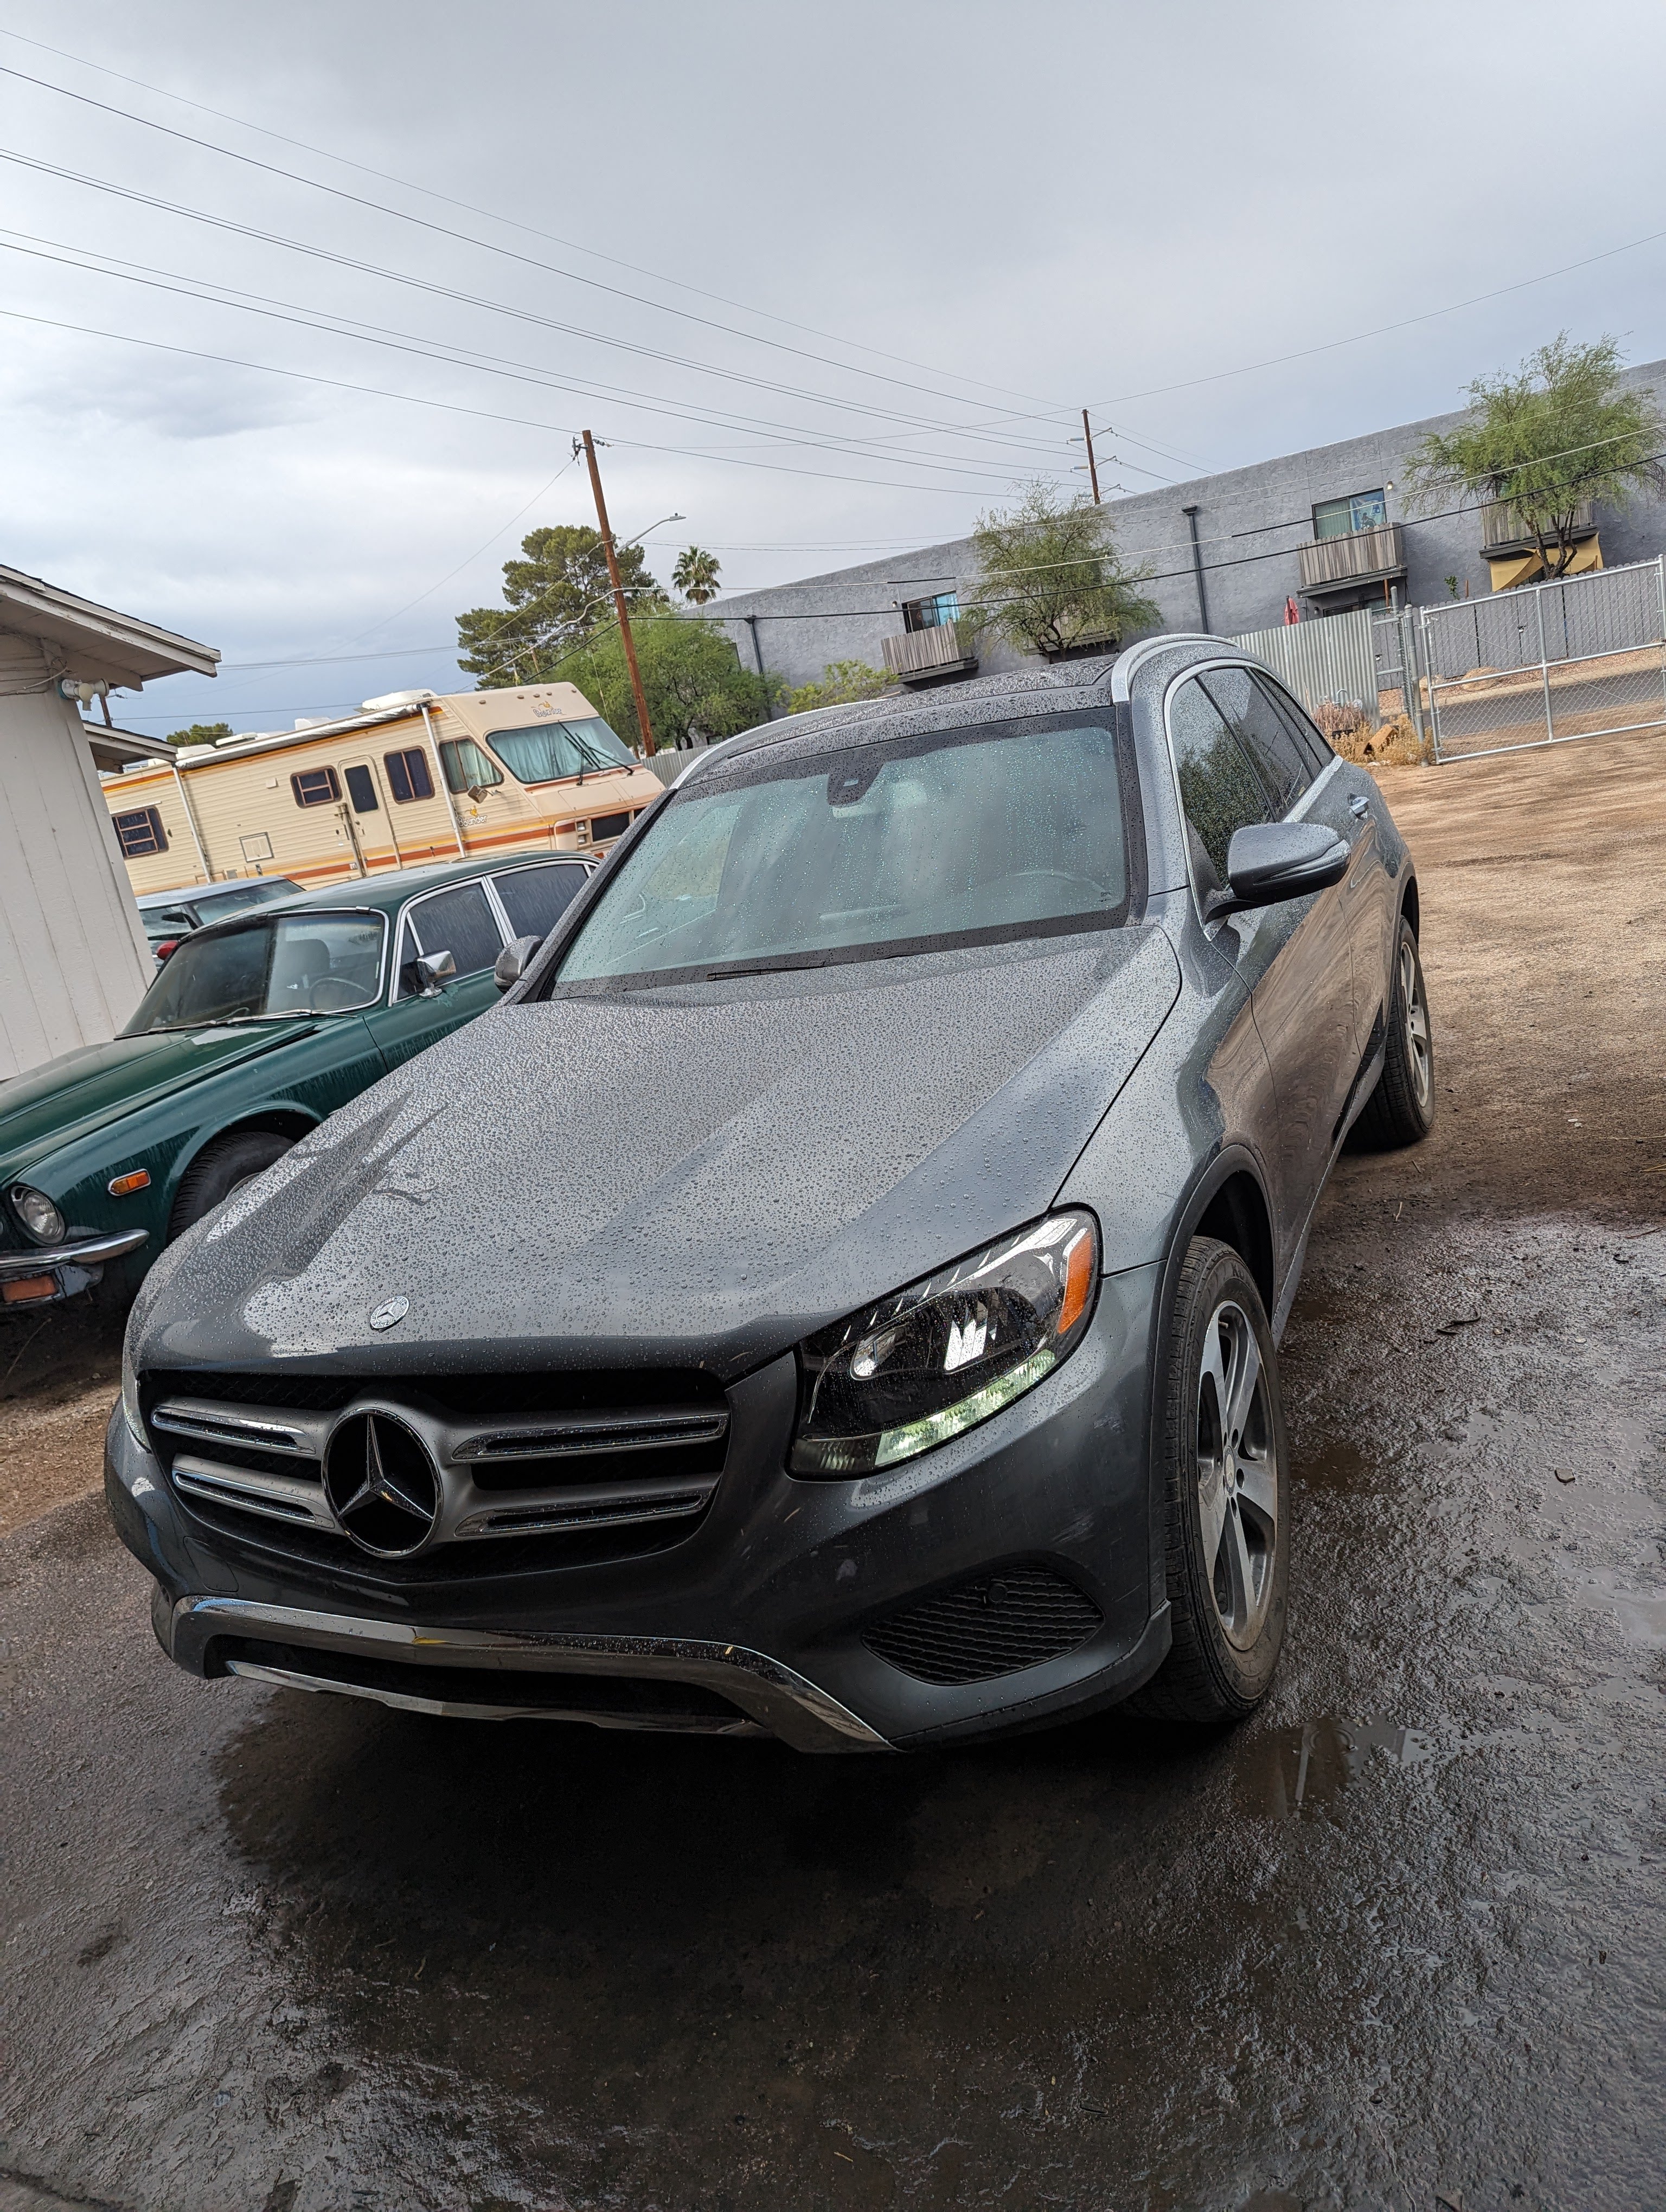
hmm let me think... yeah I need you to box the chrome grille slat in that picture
[451,1409,727,1461]
[170,1453,335,1530]
[456,1488,713,1539]
[152,1399,318,1454]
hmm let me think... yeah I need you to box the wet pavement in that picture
[2,1192,1662,2212]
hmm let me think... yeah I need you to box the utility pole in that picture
[578,429,656,756]
[1081,409,1102,505]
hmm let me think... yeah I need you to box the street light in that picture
[621,513,685,548]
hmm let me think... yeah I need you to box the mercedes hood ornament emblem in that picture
[368,1296,408,1330]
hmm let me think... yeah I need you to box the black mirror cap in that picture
[1210,820,1349,918]
[494,933,543,991]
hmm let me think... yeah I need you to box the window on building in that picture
[439,737,504,795]
[113,805,168,858]
[291,766,341,807]
[1312,490,1387,541]
[384,747,434,802]
[343,764,380,812]
[901,590,959,633]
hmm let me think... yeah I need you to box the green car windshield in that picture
[124,912,387,1033]
[555,715,1131,988]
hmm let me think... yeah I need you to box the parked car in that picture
[111,640,1433,1747]
[137,878,305,963]
[0,852,594,1311]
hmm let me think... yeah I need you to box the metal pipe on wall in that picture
[1182,505,1211,633]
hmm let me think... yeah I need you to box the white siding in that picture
[0,671,153,1078]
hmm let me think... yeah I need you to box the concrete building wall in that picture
[0,632,153,1078]
[704,362,1666,698]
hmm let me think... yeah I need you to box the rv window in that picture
[385,747,434,802]
[113,806,168,858]
[343,765,380,812]
[439,738,502,794]
[486,716,634,783]
[291,767,341,808]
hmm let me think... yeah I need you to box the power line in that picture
[0,24,1075,421]
[0,62,1090,441]
[0,230,1058,491]
[0,149,1078,470]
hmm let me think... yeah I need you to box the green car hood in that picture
[0,1025,313,1177]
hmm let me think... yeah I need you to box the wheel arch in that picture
[1400,871,1420,938]
[1140,1145,1278,1614]
[162,1106,321,1232]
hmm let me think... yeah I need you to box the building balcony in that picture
[881,621,978,684]
[1480,498,1595,554]
[1297,522,1407,595]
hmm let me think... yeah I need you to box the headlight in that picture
[9,1182,65,1247]
[791,1209,1099,1476]
[120,1329,145,1447]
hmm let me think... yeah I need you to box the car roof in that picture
[134,878,302,911]
[235,852,593,923]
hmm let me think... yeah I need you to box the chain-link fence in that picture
[1414,557,1666,761]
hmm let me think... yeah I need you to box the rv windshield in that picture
[124,912,386,1032]
[487,715,633,783]
[554,714,1131,989]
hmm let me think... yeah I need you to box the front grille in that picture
[589,811,630,841]
[143,1368,729,1578]
[211,1637,752,1728]
[863,1567,1103,1686]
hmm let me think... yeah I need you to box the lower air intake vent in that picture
[863,1567,1102,1686]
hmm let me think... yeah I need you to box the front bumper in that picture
[0,1227,147,1307]
[108,1263,1169,1751]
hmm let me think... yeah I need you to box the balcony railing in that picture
[881,621,977,681]
[1481,499,1595,550]
[1298,522,1406,592]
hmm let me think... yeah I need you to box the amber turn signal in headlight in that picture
[791,1210,1100,1477]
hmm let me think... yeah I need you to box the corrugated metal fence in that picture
[1229,606,1380,721]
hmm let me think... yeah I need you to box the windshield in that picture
[555,715,1131,988]
[124,912,387,1032]
[487,715,634,783]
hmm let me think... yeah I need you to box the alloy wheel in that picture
[1401,938,1432,1110]
[1195,1300,1279,1650]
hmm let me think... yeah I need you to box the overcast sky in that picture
[6,0,1665,734]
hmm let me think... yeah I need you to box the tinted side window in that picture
[1199,667,1313,817]
[405,882,503,982]
[1168,678,1270,891]
[494,863,589,940]
[1260,677,1335,775]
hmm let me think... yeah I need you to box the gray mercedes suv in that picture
[107,635,1432,1751]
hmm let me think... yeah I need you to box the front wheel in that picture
[1353,915,1434,1149]
[1127,1236,1289,1724]
[168,1129,294,1239]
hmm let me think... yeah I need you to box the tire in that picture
[1127,1236,1290,1725]
[168,1129,294,1239]
[1353,915,1434,1149]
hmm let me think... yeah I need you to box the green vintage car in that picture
[0,851,594,1312]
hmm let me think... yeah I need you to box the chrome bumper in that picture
[0,1227,148,1279]
[159,1592,892,1754]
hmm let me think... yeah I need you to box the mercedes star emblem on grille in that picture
[368,1296,408,1330]
[323,1411,441,1557]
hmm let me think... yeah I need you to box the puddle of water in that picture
[1571,1576,1666,1647]
[1236,1715,1435,1818]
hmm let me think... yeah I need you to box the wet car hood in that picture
[133,928,1182,1381]
[0,1024,318,1178]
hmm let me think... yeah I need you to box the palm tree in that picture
[672,546,721,606]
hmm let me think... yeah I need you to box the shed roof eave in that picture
[0,564,219,684]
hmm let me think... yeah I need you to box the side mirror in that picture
[1209,821,1349,920]
[414,948,457,996]
[494,934,543,991]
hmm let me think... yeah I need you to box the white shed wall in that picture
[0,642,152,1078]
